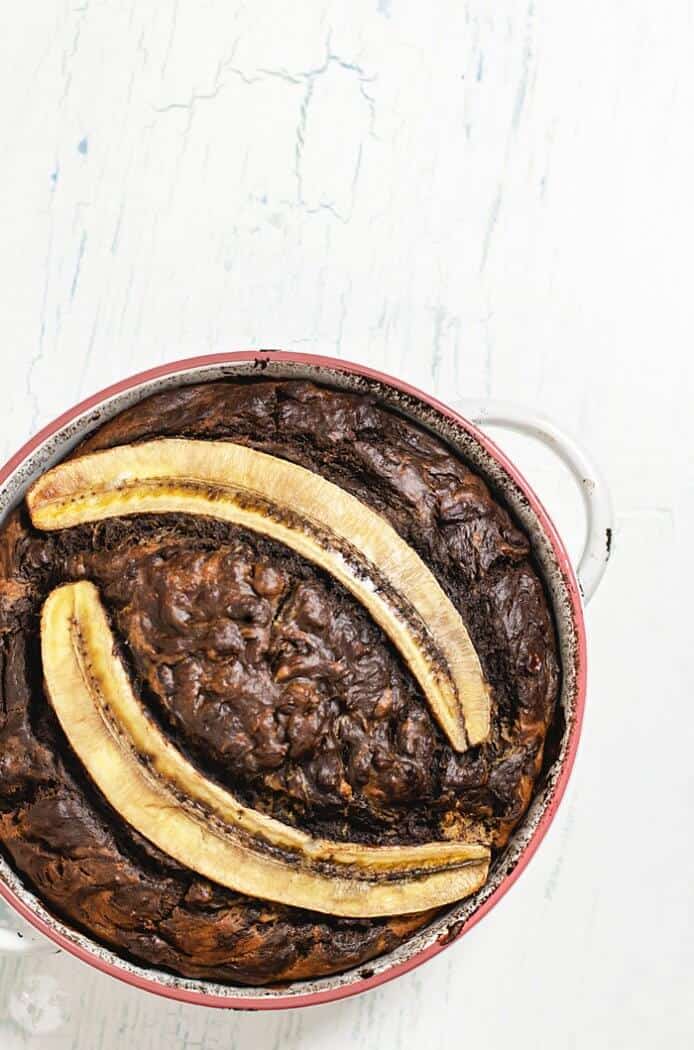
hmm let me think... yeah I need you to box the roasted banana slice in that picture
[41,581,490,917]
[29,438,491,750]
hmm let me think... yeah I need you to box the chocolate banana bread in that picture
[0,380,559,985]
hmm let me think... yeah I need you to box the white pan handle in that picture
[452,400,613,604]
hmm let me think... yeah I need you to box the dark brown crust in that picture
[0,380,559,984]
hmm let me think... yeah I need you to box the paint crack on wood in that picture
[160,0,180,77]
[512,0,535,131]
[480,186,502,272]
[245,33,377,220]
[70,232,88,300]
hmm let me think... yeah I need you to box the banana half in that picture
[41,581,490,917]
[28,438,491,750]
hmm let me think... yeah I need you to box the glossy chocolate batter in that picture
[0,380,559,984]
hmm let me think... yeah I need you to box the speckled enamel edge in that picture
[0,351,585,1010]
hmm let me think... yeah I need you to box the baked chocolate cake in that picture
[0,380,559,985]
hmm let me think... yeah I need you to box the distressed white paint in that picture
[0,0,693,1046]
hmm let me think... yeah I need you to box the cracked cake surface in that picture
[0,379,559,984]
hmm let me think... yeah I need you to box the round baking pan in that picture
[0,351,610,1009]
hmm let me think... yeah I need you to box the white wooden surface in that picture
[1,1,693,1046]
